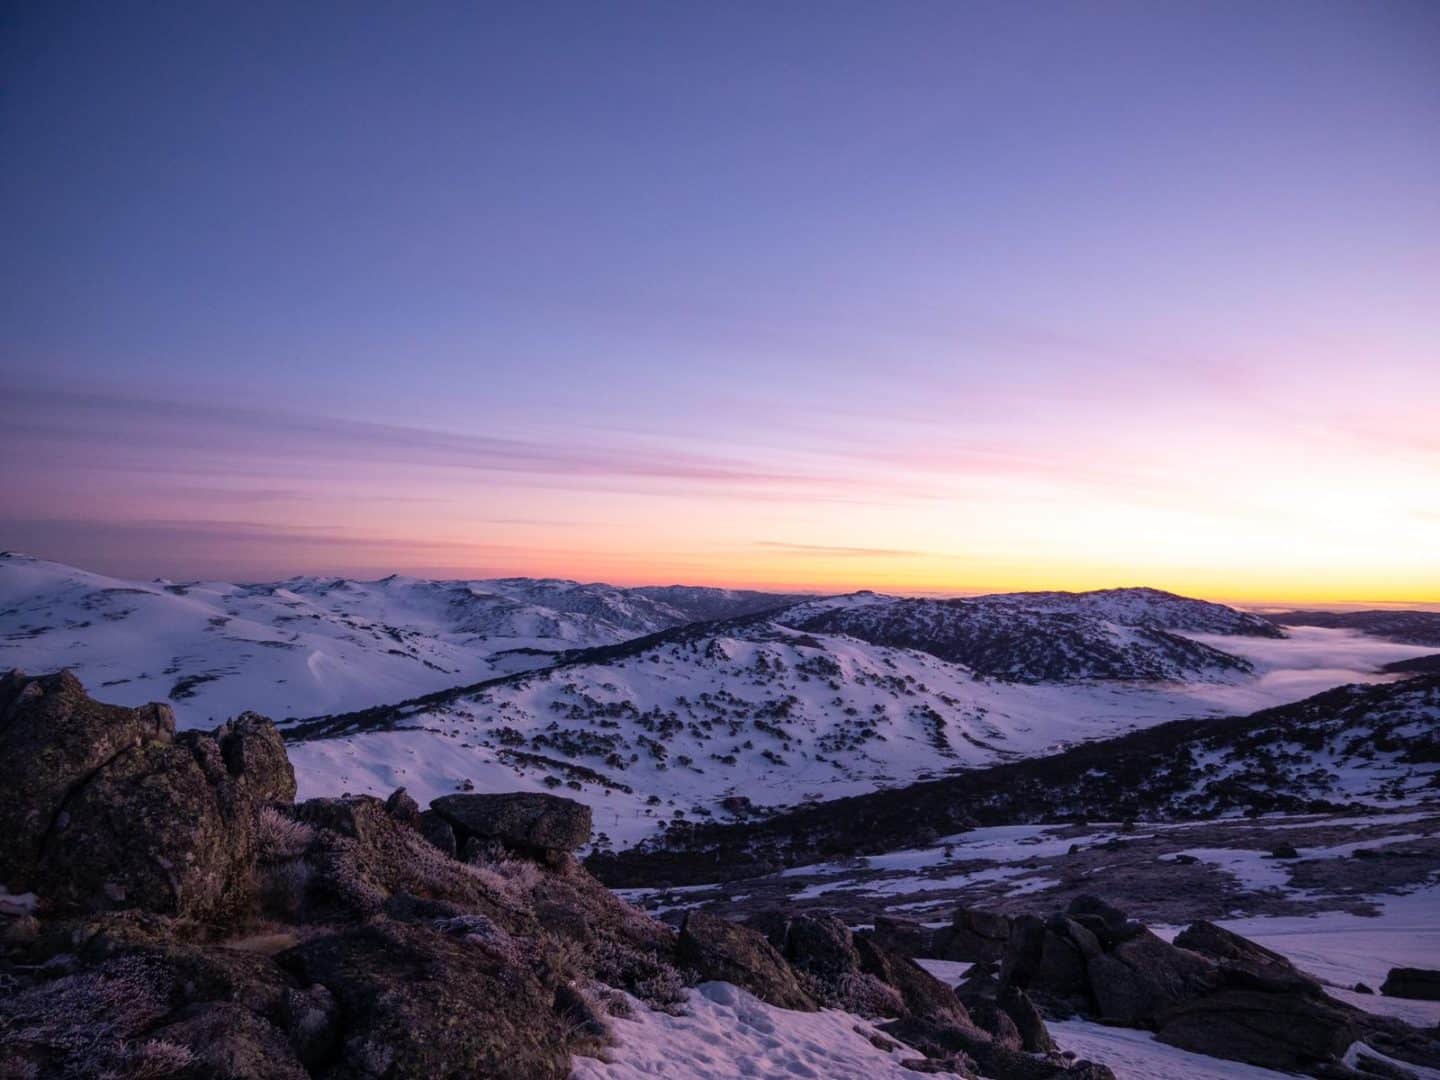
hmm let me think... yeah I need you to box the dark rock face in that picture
[999,984,1054,1055]
[1086,928,1218,1024]
[1154,989,1357,1070]
[1382,967,1440,1001]
[0,669,294,921]
[953,959,1055,1056]
[1174,920,1320,994]
[779,913,860,980]
[431,792,592,863]
[34,733,262,920]
[418,809,457,857]
[677,910,816,1011]
[0,669,176,889]
[384,786,421,827]
[216,712,297,803]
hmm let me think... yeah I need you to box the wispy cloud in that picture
[3,386,849,492]
[755,541,929,558]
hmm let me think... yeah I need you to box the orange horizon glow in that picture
[5,376,1437,609]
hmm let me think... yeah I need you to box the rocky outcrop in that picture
[1173,919,1320,994]
[744,909,1113,1079]
[430,792,592,865]
[0,673,666,1080]
[995,895,1440,1078]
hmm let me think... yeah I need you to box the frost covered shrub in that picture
[491,855,543,894]
[122,1039,196,1078]
[630,967,689,1014]
[258,854,312,918]
[831,971,905,1018]
[0,954,179,1079]
[589,939,690,1014]
[255,806,314,863]
[458,842,546,896]
[597,988,635,1019]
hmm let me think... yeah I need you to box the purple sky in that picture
[2,2,1437,600]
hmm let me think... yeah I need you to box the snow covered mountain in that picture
[0,553,802,724]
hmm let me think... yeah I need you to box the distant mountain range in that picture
[0,552,806,723]
[1268,609,1440,647]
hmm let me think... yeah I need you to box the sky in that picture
[2,2,1437,603]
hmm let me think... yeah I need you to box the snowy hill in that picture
[0,553,802,724]
[791,592,1266,682]
[591,674,1440,886]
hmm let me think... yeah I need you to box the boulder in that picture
[418,810,457,857]
[431,793,591,862]
[384,787,421,827]
[871,914,934,958]
[999,984,1054,1054]
[291,796,519,923]
[1065,895,1142,947]
[0,671,299,922]
[1000,914,1092,1011]
[783,913,860,979]
[1155,988,1358,1071]
[1174,920,1319,994]
[1382,968,1440,1001]
[676,910,815,1011]
[215,712,297,803]
[934,906,1013,962]
[853,934,971,1027]
[1086,928,1218,1024]
[964,997,1023,1051]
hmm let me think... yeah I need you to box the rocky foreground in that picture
[2,670,1438,1079]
